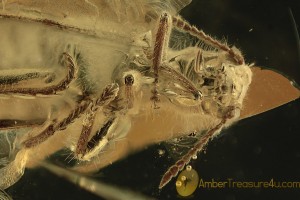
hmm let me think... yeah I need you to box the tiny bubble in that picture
[158,149,165,156]
[192,155,197,160]
[181,175,187,181]
[186,165,192,171]
[176,181,182,187]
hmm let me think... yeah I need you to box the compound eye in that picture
[124,74,134,86]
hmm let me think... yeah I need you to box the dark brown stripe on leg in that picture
[0,52,77,95]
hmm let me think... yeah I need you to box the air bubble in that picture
[158,149,165,156]
[181,175,187,181]
[186,165,192,171]
[176,181,182,187]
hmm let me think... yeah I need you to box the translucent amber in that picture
[176,168,199,197]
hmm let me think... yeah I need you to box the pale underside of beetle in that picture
[0,0,299,194]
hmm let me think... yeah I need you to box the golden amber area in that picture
[176,168,199,197]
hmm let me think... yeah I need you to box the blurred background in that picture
[6,0,300,199]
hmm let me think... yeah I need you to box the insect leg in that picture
[172,16,245,65]
[151,12,172,108]
[78,117,115,161]
[0,70,55,86]
[0,52,77,95]
[124,74,134,109]
[0,119,45,130]
[160,64,202,100]
[75,83,119,159]
[75,75,139,160]
[159,106,235,189]
[23,99,91,148]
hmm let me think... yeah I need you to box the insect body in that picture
[0,0,252,191]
